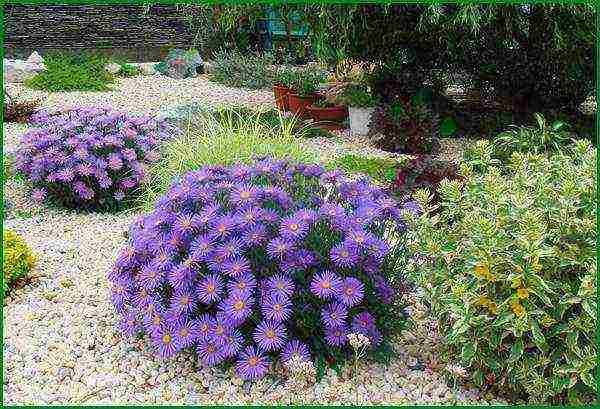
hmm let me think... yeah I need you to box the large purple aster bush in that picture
[15,106,177,210]
[108,158,416,380]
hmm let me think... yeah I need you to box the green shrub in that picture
[369,98,441,154]
[116,63,142,78]
[288,68,328,97]
[494,113,573,161]
[210,49,276,89]
[406,140,597,404]
[334,84,380,108]
[140,108,321,209]
[25,52,114,92]
[330,154,398,184]
[3,229,36,296]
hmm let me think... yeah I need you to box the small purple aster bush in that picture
[108,158,415,381]
[15,106,177,210]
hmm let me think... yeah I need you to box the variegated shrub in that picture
[405,139,597,404]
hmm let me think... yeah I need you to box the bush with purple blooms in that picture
[108,158,414,380]
[15,106,177,210]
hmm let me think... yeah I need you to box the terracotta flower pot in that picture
[308,104,348,123]
[288,93,319,119]
[273,84,291,111]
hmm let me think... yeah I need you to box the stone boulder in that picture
[156,49,204,79]
[105,62,121,75]
[3,59,46,83]
[26,51,44,64]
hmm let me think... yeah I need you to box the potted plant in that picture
[288,71,324,119]
[308,98,348,123]
[335,84,380,135]
[273,66,295,112]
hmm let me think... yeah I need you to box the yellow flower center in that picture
[153,316,161,325]
[240,191,251,199]
[345,287,354,296]
[234,300,245,311]
[180,328,189,337]
[322,280,331,289]
[341,250,349,257]
[162,334,172,344]
[274,304,282,312]
[206,284,215,293]
[289,223,299,231]
[248,357,258,366]
[266,329,276,339]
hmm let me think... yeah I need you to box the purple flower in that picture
[151,324,179,358]
[221,329,244,358]
[216,238,245,260]
[171,290,197,314]
[242,225,268,246]
[118,311,140,337]
[173,318,199,349]
[319,202,346,219]
[230,184,261,206]
[31,188,47,203]
[310,270,342,299]
[219,292,253,323]
[280,340,311,363]
[321,302,348,328]
[252,320,287,351]
[266,237,295,260]
[227,273,257,296]
[197,339,225,366]
[324,325,348,347]
[261,293,292,323]
[138,263,163,290]
[279,215,308,240]
[329,243,360,269]
[193,313,213,340]
[196,274,223,305]
[352,311,376,335]
[265,274,295,298]
[210,215,237,240]
[235,346,271,380]
[223,257,251,277]
[345,229,376,248]
[338,277,364,307]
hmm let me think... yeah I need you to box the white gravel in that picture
[2,75,505,405]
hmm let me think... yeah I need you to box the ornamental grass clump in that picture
[15,107,177,211]
[109,158,412,380]
[406,140,597,404]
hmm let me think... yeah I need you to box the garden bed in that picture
[2,77,508,406]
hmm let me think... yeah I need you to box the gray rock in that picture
[105,62,121,75]
[3,59,46,83]
[27,51,44,64]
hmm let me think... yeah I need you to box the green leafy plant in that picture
[274,65,297,88]
[3,229,36,296]
[210,49,276,89]
[330,154,399,184]
[440,117,458,137]
[288,69,327,97]
[406,140,597,404]
[334,84,380,108]
[25,52,114,92]
[368,97,440,154]
[494,113,572,160]
[463,140,502,174]
[116,62,142,78]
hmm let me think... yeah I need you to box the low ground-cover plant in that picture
[109,158,412,380]
[494,113,573,160]
[406,140,597,404]
[392,155,459,202]
[210,50,276,89]
[15,106,177,211]
[3,89,43,123]
[116,63,142,78]
[3,229,36,296]
[330,154,399,185]
[141,109,322,209]
[25,52,114,92]
[368,97,440,154]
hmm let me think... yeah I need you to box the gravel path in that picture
[4,75,275,117]
[3,76,503,405]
